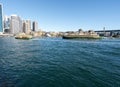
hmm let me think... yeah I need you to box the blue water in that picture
[0,37,120,87]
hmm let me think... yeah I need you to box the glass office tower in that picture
[0,4,3,33]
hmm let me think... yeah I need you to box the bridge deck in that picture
[95,30,120,32]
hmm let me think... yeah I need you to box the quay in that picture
[0,34,13,37]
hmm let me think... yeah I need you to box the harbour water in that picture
[0,37,120,87]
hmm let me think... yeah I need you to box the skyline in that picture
[0,0,120,32]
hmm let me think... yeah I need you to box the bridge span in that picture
[95,30,120,37]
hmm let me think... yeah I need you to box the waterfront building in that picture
[33,21,38,31]
[23,20,31,34]
[0,4,3,34]
[10,15,22,34]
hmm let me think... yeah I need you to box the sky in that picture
[0,0,120,32]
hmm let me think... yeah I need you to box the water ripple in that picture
[0,37,120,87]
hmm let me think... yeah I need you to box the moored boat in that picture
[63,35,101,39]
[63,29,101,39]
[15,33,33,40]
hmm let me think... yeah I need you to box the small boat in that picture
[15,33,33,40]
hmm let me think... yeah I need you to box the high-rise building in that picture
[23,20,31,34]
[4,16,10,29]
[33,21,38,31]
[10,15,22,34]
[4,16,11,33]
[23,20,27,33]
[0,4,3,34]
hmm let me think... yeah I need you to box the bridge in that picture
[95,29,120,37]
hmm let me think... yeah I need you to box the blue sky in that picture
[0,0,120,32]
